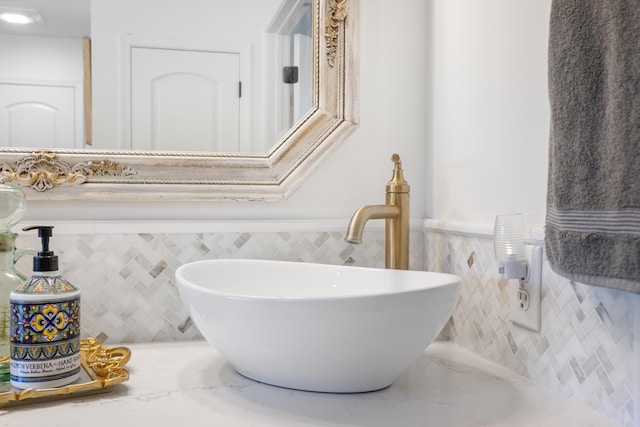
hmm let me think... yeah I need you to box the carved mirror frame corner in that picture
[0,0,359,202]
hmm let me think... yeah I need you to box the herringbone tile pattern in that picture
[16,230,423,344]
[13,228,634,425]
[425,231,636,427]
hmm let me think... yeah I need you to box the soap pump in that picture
[10,226,81,389]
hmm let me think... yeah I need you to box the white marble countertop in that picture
[0,340,618,427]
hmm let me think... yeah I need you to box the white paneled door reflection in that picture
[130,47,240,152]
[0,82,81,149]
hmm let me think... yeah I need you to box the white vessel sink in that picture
[175,259,461,393]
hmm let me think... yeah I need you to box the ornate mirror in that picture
[0,0,358,201]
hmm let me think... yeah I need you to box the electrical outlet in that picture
[509,244,542,332]
[517,287,530,310]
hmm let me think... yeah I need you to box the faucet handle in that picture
[387,153,409,193]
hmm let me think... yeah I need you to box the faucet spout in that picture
[345,205,400,244]
[344,154,410,270]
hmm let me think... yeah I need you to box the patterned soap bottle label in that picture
[9,297,81,386]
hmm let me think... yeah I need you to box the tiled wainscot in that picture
[9,223,638,426]
[425,228,638,427]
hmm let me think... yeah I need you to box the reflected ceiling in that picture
[0,0,89,38]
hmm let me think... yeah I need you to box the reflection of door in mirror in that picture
[0,35,85,149]
[266,1,314,146]
[0,82,81,149]
[93,0,304,154]
[130,48,241,152]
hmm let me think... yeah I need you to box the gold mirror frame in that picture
[0,0,358,201]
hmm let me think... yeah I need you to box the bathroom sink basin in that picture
[175,259,461,393]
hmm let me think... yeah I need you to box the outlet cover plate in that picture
[509,244,542,332]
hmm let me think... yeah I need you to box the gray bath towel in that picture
[546,0,640,293]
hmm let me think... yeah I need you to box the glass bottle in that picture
[0,184,29,384]
[0,233,33,382]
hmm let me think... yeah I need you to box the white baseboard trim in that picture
[422,219,494,238]
[19,218,422,235]
[20,218,543,242]
[19,219,350,234]
[423,218,544,244]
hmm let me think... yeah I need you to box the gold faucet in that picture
[345,153,410,270]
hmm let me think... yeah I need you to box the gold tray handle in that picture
[81,338,131,381]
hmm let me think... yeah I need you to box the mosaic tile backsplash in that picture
[15,229,424,344]
[13,226,636,426]
[425,230,637,427]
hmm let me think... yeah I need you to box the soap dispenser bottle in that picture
[10,226,81,389]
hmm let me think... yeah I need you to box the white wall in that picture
[25,0,430,223]
[429,0,551,234]
[0,34,83,82]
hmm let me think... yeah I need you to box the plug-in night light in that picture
[493,213,528,281]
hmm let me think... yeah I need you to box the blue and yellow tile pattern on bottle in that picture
[10,296,81,386]
[9,274,81,388]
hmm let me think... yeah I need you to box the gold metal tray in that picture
[0,338,131,408]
